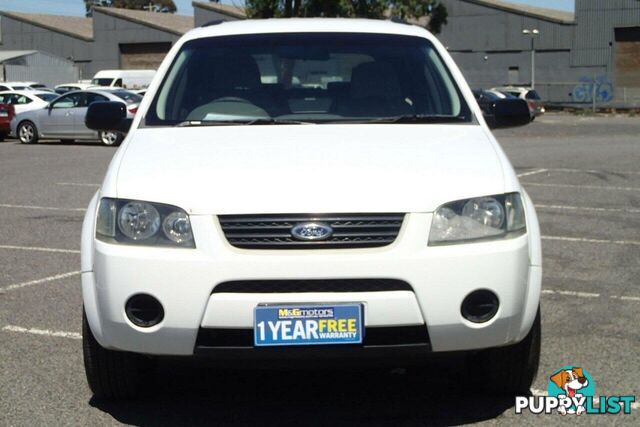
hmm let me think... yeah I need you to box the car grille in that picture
[212,279,413,293]
[218,213,405,249]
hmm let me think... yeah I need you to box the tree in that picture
[245,0,448,34]
[85,0,177,16]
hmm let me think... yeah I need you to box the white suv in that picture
[81,19,541,400]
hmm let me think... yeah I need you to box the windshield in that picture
[91,78,113,86]
[113,91,143,104]
[147,33,471,125]
[36,93,58,102]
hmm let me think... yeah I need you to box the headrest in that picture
[350,61,402,99]
[212,55,262,90]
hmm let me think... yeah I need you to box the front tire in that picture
[82,310,155,400]
[467,308,541,395]
[18,121,38,144]
[99,131,123,146]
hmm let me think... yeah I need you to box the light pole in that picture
[522,29,539,89]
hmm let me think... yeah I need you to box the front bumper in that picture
[83,212,541,356]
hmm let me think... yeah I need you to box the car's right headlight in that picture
[95,198,195,248]
[428,193,526,245]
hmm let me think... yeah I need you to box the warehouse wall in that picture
[435,0,640,103]
[193,4,243,27]
[438,0,574,52]
[3,52,79,87]
[571,0,640,67]
[0,16,93,78]
[194,7,241,26]
[90,10,182,76]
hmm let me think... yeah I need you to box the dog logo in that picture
[548,366,593,415]
[516,366,635,415]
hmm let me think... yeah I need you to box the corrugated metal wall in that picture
[438,0,640,103]
[571,0,640,67]
[90,11,182,75]
[193,6,241,26]
[438,0,574,52]
[0,16,93,78]
[3,51,79,86]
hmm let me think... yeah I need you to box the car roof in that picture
[55,83,92,87]
[493,86,530,92]
[0,90,50,97]
[186,18,433,42]
[1,81,37,85]
[83,89,139,98]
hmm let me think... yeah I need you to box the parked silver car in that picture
[11,89,141,146]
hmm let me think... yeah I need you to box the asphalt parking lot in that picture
[0,113,638,425]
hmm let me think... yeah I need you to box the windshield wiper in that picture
[325,114,468,124]
[175,118,311,127]
[244,117,312,125]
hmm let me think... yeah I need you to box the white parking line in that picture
[0,270,81,293]
[522,182,640,192]
[536,204,640,214]
[0,203,85,212]
[542,289,600,298]
[0,245,80,254]
[543,289,640,302]
[2,325,81,340]
[544,167,640,176]
[542,235,640,247]
[56,182,100,187]
[611,295,640,302]
[517,168,547,178]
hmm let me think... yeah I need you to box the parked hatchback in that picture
[0,90,58,115]
[82,19,540,400]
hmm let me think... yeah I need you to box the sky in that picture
[0,0,575,17]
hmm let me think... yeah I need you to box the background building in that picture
[0,0,638,105]
[0,50,79,86]
[0,12,93,78]
[193,1,245,26]
[91,7,193,72]
[438,0,640,104]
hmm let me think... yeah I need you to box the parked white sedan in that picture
[11,89,141,145]
[0,91,58,115]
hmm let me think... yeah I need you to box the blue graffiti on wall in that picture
[572,75,614,103]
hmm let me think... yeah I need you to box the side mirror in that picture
[85,101,131,132]
[488,99,532,128]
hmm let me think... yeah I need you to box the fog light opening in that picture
[461,290,499,323]
[125,294,164,328]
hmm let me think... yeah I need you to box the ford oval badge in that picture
[291,222,333,241]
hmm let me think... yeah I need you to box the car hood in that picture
[114,124,507,214]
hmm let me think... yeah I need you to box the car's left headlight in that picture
[429,193,526,245]
[95,198,195,248]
